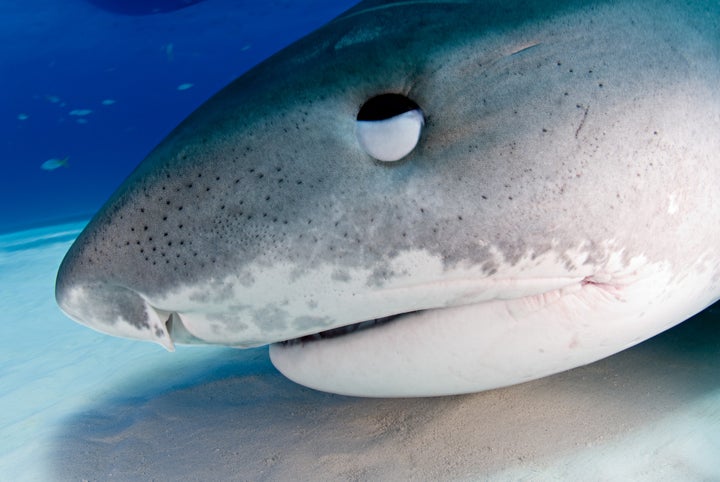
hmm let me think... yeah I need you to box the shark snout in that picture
[54,275,174,349]
[55,219,185,350]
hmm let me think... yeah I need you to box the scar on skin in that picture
[575,104,590,138]
[508,41,542,56]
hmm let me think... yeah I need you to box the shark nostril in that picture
[165,312,173,334]
[160,311,204,344]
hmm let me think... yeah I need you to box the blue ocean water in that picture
[0,0,357,233]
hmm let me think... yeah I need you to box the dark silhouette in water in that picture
[86,0,206,15]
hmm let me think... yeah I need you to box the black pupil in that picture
[357,94,420,121]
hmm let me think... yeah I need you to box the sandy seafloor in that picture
[0,223,718,481]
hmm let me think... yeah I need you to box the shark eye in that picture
[356,93,424,162]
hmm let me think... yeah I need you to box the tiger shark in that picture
[55,0,720,397]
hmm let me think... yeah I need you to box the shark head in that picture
[56,0,720,396]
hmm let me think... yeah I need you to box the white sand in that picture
[1,223,719,481]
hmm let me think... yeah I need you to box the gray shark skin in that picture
[56,0,720,396]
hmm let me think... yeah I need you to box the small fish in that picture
[17,113,29,121]
[41,157,69,171]
[177,83,194,91]
[101,99,116,106]
[164,43,174,62]
[69,109,93,116]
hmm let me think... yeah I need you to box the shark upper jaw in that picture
[55,245,627,352]
[58,250,591,351]
[56,267,592,352]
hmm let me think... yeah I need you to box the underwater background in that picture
[0,0,357,233]
[1,1,719,480]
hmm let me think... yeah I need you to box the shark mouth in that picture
[266,273,678,397]
[160,274,611,350]
[266,272,626,349]
[275,276,611,346]
[280,312,421,345]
